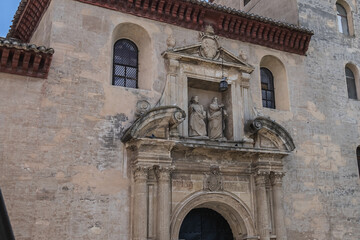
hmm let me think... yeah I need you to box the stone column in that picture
[133,166,149,240]
[271,173,287,240]
[255,171,271,240]
[155,166,174,240]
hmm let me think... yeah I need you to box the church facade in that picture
[0,0,359,240]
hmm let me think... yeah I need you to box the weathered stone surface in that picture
[0,0,359,240]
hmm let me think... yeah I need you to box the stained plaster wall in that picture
[213,0,299,25]
[0,0,359,239]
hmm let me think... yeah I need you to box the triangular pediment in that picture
[163,44,254,73]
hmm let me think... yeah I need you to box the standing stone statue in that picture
[189,96,207,137]
[208,97,227,140]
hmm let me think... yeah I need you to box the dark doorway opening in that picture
[179,208,234,240]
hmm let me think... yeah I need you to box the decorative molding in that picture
[72,0,313,55]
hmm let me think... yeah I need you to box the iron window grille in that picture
[113,39,138,88]
[260,67,275,109]
[345,67,357,99]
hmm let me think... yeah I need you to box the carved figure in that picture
[208,97,227,140]
[188,96,207,137]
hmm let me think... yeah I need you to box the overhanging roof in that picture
[7,0,313,55]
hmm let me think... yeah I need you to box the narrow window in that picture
[336,3,349,35]
[346,67,357,99]
[357,146,360,177]
[261,67,275,109]
[113,39,138,88]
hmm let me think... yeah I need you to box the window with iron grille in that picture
[336,3,349,35]
[260,67,275,109]
[345,67,357,99]
[113,39,138,88]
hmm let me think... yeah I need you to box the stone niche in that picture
[161,26,254,141]
[188,77,233,140]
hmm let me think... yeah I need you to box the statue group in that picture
[189,96,227,140]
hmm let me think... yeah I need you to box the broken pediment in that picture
[121,106,186,142]
[249,117,295,152]
[163,27,254,73]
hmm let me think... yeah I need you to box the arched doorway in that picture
[171,192,256,240]
[179,208,233,240]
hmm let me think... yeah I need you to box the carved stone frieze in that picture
[204,166,223,191]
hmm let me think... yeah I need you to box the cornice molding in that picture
[75,0,313,55]
[0,38,54,79]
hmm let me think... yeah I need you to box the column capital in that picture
[133,165,150,182]
[154,165,175,181]
[270,172,285,186]
[253,170,270,187]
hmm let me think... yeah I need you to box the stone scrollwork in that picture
[135,100,151,117]
[204,166,223,192]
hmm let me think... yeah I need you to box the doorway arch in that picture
[179,208,234,240]
[171,191,256,240]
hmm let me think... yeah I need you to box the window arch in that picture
[336,3,349,35]
[260,68,275,109]
[113,39,138,88]
[346,67,357,99]
[259,55,289,111]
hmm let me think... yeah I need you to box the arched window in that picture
[113,39,138,88]
[336,3,349,35]
[260,67,275,109]
[346,67,357,99]
[357,146,360,177]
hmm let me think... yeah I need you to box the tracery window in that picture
[336,3,349,35]
[346,67,357,99]
[260,67,275,109]
[113,39,138,88]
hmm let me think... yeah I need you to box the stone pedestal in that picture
[255,172,270,240]
[133,166,149,240]
[271,173,287,240]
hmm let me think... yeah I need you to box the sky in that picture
[0,0,21,37]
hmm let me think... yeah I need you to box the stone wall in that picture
[0,0,359,239]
